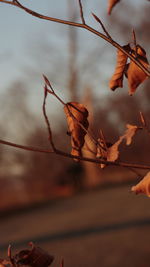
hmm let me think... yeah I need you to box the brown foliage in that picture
[109,44,131,91]
[131,172,150,197]
[110,44,149,95]
[64,102,89,160]
[97,124,139,165]
[107,0,121,15]
[127,45,149,95]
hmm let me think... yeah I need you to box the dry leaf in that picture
[14,243,54,267]
[99,124,139,164]
[107,0,120,15]
[108,124,138,161]
[64,102,89,160]
[127,45,149,95]
[124,124,138,145]
[107,138,122,162]
[109,44,131,91]
[131,172,150,197]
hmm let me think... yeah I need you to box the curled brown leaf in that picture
[124,124,139,145]
[109,44,131,91]
[64,102,89,161]
[107,0,121,15]
[131,172,150,197]
[127,45,149,95]
[97,124,139,165]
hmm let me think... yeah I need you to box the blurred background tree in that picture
[0,0,149,210]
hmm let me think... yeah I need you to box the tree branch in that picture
[0,0,150,76]
[0,138,150,170]
[78,0,85,24]
[42,84,56,151]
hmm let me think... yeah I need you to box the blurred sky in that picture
[0,0,148,120]
[0,0,146,88]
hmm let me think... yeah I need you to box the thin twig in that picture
[0,138,150,170]
[78,0,85,24]
[139,111,150,136]
[128,167,142,177]
[0,139,53,153]
[132,29,137,57]
[92,13,112,39]
[0,0,150,76]
[42,85,56,151]
[99,129,107,151]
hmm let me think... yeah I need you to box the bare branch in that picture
[132,29,138,57]
[78,0,85,24]
[0,0,149,76]
[99,129,108,151]
[0,139,54,154]
[0,138,150,170]
[128,167,143,178]
[92,13,112,39]
[42,84,56,151]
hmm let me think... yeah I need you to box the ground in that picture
[0,183,150,267]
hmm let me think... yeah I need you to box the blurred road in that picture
[0,184,150,267]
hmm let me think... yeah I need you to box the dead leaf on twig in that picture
[127,45,149,95]
[131,172,150,197]
[107,124,139,161]
[97,124,139,166]
[123,124,139,145]
[64,102,89,161]
[107,0,120,15]
[109,44,131,91]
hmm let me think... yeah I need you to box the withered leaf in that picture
[108,124,139,161]
[123,124,139,145]
[64,102,89,161]
[98,124,139,164]
[14,243,54,267]
[131,172,150,197]
[107,0,121,15]
[127,45,149,95]
[109,44,131,91]
[107,138,122,162]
